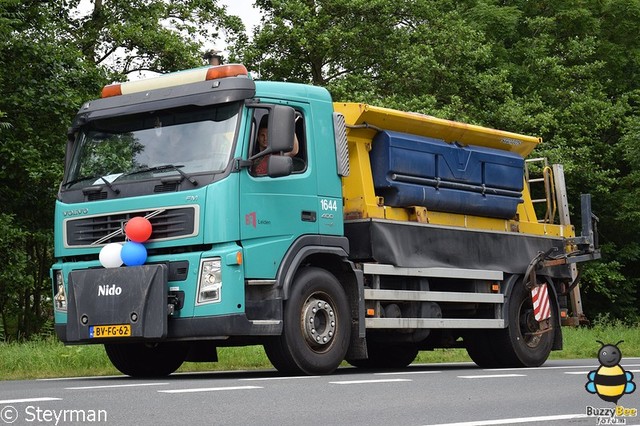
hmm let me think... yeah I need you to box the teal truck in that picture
[52,64,599,377]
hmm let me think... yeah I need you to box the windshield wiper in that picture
[62,175,96,188]
[96,176,120,194]
[62,175,108,188]
[124,164,198,186]
[63,175,120,194]
[63,174,116,189]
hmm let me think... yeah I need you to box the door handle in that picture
[301,211,316,222]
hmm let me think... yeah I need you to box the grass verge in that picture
[1,324,638,381]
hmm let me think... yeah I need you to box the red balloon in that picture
[125,216,152,242]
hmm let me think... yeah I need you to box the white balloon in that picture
[99,243,123,268]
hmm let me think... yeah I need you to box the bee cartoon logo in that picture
[586,340,636,403]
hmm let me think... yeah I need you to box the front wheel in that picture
[104,342,188,377]
[264,267,351,375]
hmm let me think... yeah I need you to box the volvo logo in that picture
[63,208,89,217]
[97,284,122,296]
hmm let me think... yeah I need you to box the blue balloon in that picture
[121,241,147,266]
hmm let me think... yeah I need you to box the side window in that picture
[250,108,307,176]
[293,112,307,173]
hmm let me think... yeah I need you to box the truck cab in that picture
[52,65,358,376]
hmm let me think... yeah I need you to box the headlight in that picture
[54,270,67,311]
[197,258,222,304]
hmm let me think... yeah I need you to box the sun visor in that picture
[71,77,256,131]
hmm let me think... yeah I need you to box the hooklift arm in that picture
[525,194,600,286]
[573,194,600,262]
[524,194,600,325]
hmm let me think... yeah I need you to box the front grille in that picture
[65,207,197,247]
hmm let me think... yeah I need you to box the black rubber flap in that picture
[66,264,168,342]
[345,219,571,279]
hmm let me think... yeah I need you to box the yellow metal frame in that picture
[334,102,575,239]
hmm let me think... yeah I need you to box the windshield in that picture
[64,102,240,189]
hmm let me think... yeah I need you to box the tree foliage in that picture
[70,0,244,76]
[234,0,640,322]
[1,0,639,340]
[0,0,240,340]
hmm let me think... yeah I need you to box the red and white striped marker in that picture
[531,283,551,321]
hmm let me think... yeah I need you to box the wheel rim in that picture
[518,299,544,348]
[300,292,337,352]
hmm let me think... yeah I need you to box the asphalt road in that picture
[1,359,640,426]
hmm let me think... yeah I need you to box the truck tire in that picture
[104,342,188,377]
[348,342,419,369]
[264,267,350,375]
[463,330,501,368]
[494,277,555,367]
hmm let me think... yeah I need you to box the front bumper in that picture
[56,312,282,343]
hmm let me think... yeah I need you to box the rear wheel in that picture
[264,267,351,375]
[494,278,555,367]
[104,342,188,377]
[464,330,501,368]
[348,341,419,369]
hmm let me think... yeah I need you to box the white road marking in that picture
[37,375,123,381]
[458,374,526,379]
[566,368,640,375]
[413,362,476,369]
[329,379,412,385]
[159,386,262,394]
[424,413,588,426]
[485,363,640,372]
[239,376,320,381]
[0,397,62,404]
[172,369,258,376]
[65,382,169,390]
[375,371,442,376]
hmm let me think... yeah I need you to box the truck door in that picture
[239,105,318,279]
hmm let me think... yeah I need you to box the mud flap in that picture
[66,265,168,342]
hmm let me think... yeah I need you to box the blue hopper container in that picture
[370,131,524,219]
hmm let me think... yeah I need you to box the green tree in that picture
[232,0,404,85]
[72,0,244,76]
[234,0,640,322]
[0,0,106,340]
[0,0,240,340]
[487,0,640,321]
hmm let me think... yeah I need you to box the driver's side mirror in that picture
[248,105,295,177]
[266,105,295,154]
[267,155,293,178]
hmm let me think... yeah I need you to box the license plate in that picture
[90,324,131,338]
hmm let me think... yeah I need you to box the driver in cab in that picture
[252,115,299,176]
